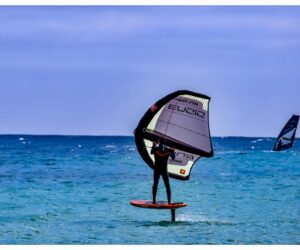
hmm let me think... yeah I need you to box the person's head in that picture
[158,137,166,149]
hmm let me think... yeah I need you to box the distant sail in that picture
[134,90,213,181]
[273,114,299,151]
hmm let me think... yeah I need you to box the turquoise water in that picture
[0,135,299,244]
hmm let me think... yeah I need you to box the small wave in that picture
[105,145,116,149]
[220,173,232,176]
[123,145,135,151]
[23,225,40,231]
[176,214,236,225]
[19,137,25,141]
[95,197,109,202]
[45,161,56,166]
[137,216,236,226]
[217,151,240,154]
[251,139,264,143]
[137,220,182,227]
[217,151,246,155]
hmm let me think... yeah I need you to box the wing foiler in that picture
[273,114,299,151]
[134,90,214,180]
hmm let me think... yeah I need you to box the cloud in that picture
[0,6,299,73]
[0,6,299,43]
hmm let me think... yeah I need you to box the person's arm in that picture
[151,142,158,154]
[170,147,175,160]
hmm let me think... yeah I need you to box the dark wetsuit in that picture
[151,144,175,204]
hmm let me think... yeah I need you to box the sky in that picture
[0,6,300,137]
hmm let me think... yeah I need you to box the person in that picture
[151,137,175,204]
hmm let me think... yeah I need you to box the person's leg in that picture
[152,170,160,204]
[162,172,171,204]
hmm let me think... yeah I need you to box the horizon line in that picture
[0,133,284,139]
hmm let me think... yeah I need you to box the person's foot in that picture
[152,200,156,204]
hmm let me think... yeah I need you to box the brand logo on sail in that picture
[150,104,157,112]
[168,103,205,118]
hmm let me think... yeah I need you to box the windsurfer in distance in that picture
[151,137,175,204]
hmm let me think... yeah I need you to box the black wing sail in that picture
[273,114,299,151]
[134,90,213,181]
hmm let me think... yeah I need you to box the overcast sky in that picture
[0,6,299,137]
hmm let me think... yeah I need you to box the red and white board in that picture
[130,200,187,209]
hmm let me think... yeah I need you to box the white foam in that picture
[176,214,234,225]
[220,172,231,176]
[217,151,241,154]
[251,138,264,143]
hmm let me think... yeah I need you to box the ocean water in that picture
[0,135,299,244]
